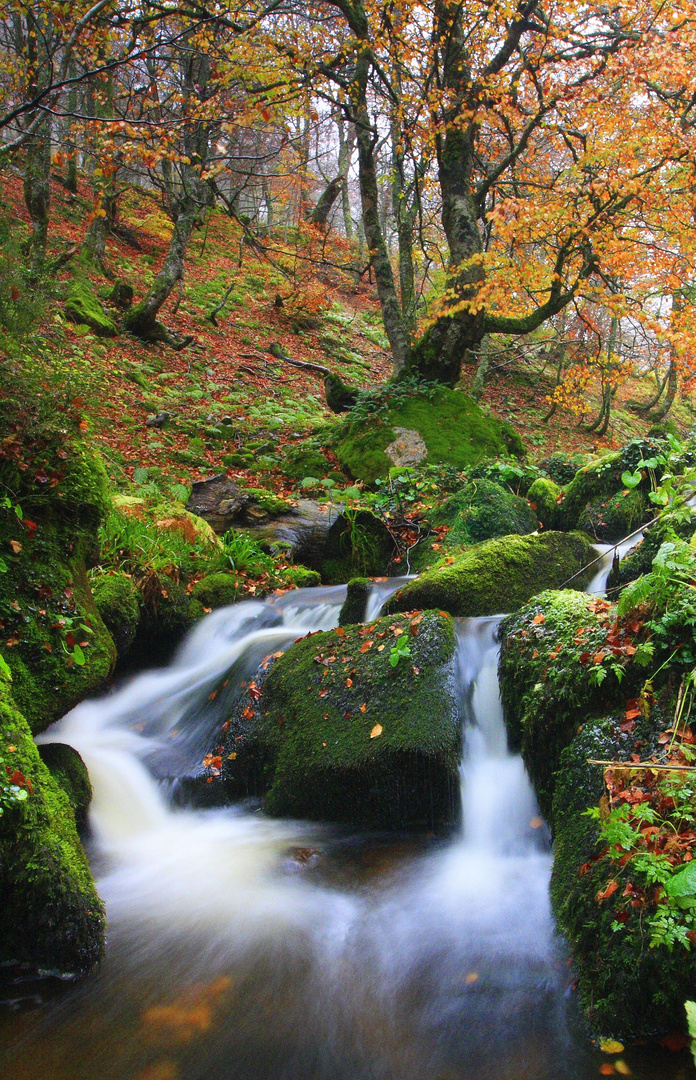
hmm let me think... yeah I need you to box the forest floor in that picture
[2,168,694,506]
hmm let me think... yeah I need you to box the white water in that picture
[20,583,577,1080]
[586,530,646,595]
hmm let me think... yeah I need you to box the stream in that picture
[1,569,694,1080]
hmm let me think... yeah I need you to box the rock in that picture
[336,386,524,484]
[145,411,170,429]
[578,488,648,542]
[385,427,428,467]
[0,674,104,975]
[561,437,671,528]
[539,452,588,485]
[222,611,461,830]
[108,280,134,309]
[190,572,239,610]
[527,477,564,531]
[185,476,291,534]
[339,577,371,625]
[283,566,321,588]
[91,571,141,662]
[432,480,537,549]
[384,531,595,620]
[37,742,92,832]
[241,499,338,567]
[322,509,395,584]
[64,277,118,337]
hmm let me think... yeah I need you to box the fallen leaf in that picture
[596,880,620,903]
[360,704,367,713]
[370,724,383,739]
[599,1066,616,1076]
[600,1039,624,1054]
[614,1061,631,1076]
[464,972,478,985]
[359,641,374,653]
[335,627,346,637]
[533,613,545,624]
[660,1032,688,1052]
[9,540,21,554]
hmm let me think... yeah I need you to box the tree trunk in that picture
[22,10,52,276]
[648,354,678,422]
[337,115,355,241]
[307,176,343,229]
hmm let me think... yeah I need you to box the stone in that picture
[385,427,428,467]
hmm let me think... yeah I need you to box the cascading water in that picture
[1,577,687,1079]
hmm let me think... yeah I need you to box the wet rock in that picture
[242,499,338,567]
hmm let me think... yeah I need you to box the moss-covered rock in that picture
[253,611,461,830]
[551,715,696,1037]
[578,487,648,543]
[190,572,239,609]
[498,590,634,819]
[283,565,321,589]
[0,444,116,733]
[321,509,395,584]
[539,453,588,486]
[91,571,141,660]
[280,447,330,481]
[561,438,669,529]
[527,477,564,531]
[607,508,696,592]
[435,480,538,546]
[37,742,92,832]
[0,674,104,973]
[384,532,595,620]
[132,578,195,663]
[64,277,118,337]
[335,387,523,484]
[339,577,371,626]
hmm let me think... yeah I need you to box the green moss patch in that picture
[91,571,141,661]
[190,572,240,609]
[64,277,118,337]
[384,531,595,620]
[335,387,523,484]
[578,488,648,543]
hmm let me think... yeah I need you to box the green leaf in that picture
[133,467,149,485]
[649,490,669,506]
[621,470,641,489]
[71,644,86,667]
[665,862,696,899]
[685,1000,696,1040]
[0,653,12,681]
[301,476,319,488]
[0,556,7,573]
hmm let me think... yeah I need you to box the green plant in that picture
[389,633,412,667]
[214,530,274,576]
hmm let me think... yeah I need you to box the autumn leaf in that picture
[533,613,545,624]
[359,640,374,653]
[370,724,382,738]
[599,1039,624,1054]
[9,540,21,554]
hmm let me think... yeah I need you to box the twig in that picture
[588,760,696,772]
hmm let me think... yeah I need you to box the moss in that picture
[578,487,648,542]
[91,571,141,660]
[539,453,588,486]
[335,388,523,484]
[384,531,595,620]
[254,611,461,830]
[436,480,538,546]
[527,477,564,531]
[498,590,632,819]
[339,577,370,625]
[133,578,194,663]
[242,487,291,517]
[64,277,118,337]
[322,510,394,585]
[190,572,239,609]
[0,675,104,974]
[551,716,696,1036]
[561,438,670,528]
[283,565,321,588]
[281,448,330,481]
[37,742,92,832]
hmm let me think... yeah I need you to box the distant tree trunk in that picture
[22,10,52,276]
[307,175,343,229]
[337,115,355,241]
[81,65,117,273]
[63,64,79,193]
[470,336,491,401]
[648,354,678,421]
[124,50,213,345]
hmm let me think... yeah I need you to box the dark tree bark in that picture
[307,175,344,229]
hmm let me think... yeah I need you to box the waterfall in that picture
[13,584,588,1080]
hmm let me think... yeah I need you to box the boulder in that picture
[217,611,461,830]
[578,488,648,543]
[527,476,564,531]
[185,475,291,533]
[384,531,595,620]
[339,577,371,626]
[335,387,524,484]
[64,277,118,337]
[91,570,141,661]
[240,499,338,568]
[321,509,395,584]
[37,742,92,833]
[0,674,104,974]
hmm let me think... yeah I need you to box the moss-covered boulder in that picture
[498,590,638,819]
[335,387,523,484]
[527,477,564,531]
[64,277,118,337]
[283,565,321,589]
[578,488,648,543]
[561,438,669,529]
[190,572,239,610]
[551,715,696,1037]
[321,510,395,584]
[91,571,141,660]
[607,507,696,592]
[539,453,588,486]
[221,611,461,830]
[0,444,116,733]
[280,447,330,481]
[132,577,195,663]
[437,480,537,546]
[0,674,104,973]
[37,742,92,832]
[384,532,595,620]
[339,578,371,626]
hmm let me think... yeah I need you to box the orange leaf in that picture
[533,613,545,624]
[369,724,383,738]
[9,540,21,554]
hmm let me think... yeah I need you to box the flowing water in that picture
[1,578,694,1080]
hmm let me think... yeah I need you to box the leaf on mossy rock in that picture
[665,861,696,898]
